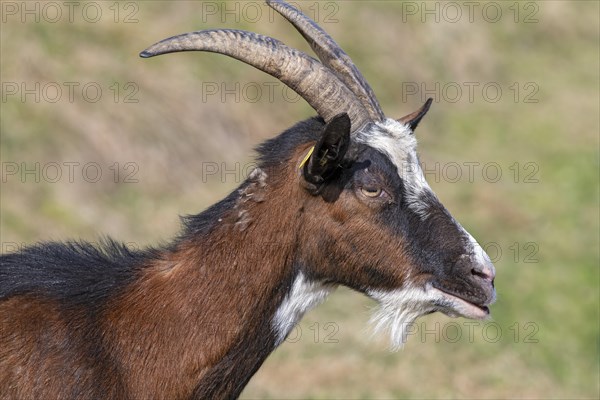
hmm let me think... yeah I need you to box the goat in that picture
[0,1,496,398]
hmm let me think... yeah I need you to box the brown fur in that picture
[103,162,301,398]
[0,142,423,398]
[0,295,124,398]
[0,149,303,398]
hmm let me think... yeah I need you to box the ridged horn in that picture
[267,0,385,122]
[140,29,372,131]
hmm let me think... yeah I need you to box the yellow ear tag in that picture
[298,146,315,170]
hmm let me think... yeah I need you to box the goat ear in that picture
[302,113,351,186]
[398,98,433,132]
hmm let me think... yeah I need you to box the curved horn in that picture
[267,0,385,122]
[140,29,372,131]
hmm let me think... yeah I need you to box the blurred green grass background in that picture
[1,1,598,398]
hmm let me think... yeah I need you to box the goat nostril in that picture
[472,268,493,282]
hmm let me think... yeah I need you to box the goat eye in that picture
[360,187,383,198]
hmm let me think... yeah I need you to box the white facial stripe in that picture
[449,214,493,267]
[467,232,491,265]
[355,119,433,219]
[272,272,335,345]
[463,229,496,279]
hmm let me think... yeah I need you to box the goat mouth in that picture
[430,286,490,320]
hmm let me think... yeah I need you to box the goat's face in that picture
[298,111,496,348]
